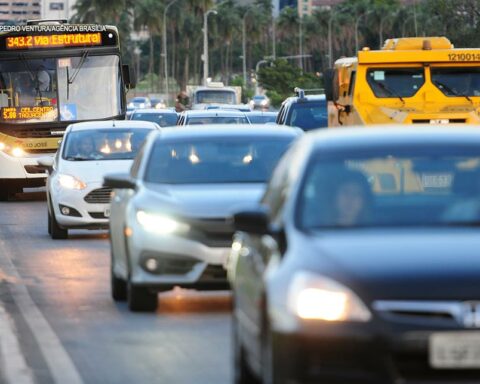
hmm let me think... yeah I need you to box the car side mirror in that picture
[103,173,136,189]
[233,207,270,235]
[37,156,54,173]
[122,64,136,89]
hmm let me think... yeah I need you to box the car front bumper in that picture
[269,321,480,384]
[51,181,110,229]
[126,223,231,290]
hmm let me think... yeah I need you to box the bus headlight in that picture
[58,174,87,190]
[288,272,371,322]
[11,147,25,157]
[0,142,6,151]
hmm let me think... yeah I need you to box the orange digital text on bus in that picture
[6,33,102,50]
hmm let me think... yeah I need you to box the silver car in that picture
[104,124,302,311]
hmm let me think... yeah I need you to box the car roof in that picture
[247,111,278,116]
[305,125,480,150]
[284,94,326,104]
[154,124,302,140]
[68,120,160,132]
[131,108,176,114]
[182,110,248,117]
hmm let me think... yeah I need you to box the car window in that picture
[62,128,151,161]
[297,145,480,229]
[186,116,249,125]
[144,137,294,184]
[132,113,177,127]
[288,101,328,130]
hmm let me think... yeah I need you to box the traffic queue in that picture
[34,35,480,384]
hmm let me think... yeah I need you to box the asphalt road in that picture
[0,190,232,384]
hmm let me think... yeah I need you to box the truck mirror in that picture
[122,64,136,89]
[324,69,335,101]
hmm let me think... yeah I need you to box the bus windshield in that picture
[0,55,121,124]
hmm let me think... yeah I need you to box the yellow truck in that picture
[325,37,480,126]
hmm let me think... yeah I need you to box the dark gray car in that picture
[229,126,480,384]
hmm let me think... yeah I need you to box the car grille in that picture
[84,188,113,204]
[185,217,234,248]
[89,212,108,219]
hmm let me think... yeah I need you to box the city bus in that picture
[0,20,134,200]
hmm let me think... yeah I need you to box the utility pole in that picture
[203,9,217,85]
[163,0,179,104]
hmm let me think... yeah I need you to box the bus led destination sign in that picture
[6,33,102,50]
[2,106,55,120]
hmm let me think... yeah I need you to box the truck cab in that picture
[326,37,480,126]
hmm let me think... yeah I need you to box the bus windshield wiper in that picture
[376,82,405,104]
[433,80,473,105]
[19,54,43,99]
[66,50,89,99]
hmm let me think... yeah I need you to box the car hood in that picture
[296,228,480,301]
[59,160,133,183]
[139,183,265,218]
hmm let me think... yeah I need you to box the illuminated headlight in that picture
[139,103,145,108]
[249,100,254,106]
[287,272,371,322]
[0,142,5,151]
[11,147,25,157]
[261,99,268,106]
[128,102,134,108]
[58,174,87,190]
[136,210,190,234]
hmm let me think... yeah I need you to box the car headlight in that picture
[136,210,190,234]
[58,174,87,190]
[287,272,371,322]
[261,99,268,106]
[139,103,145,108]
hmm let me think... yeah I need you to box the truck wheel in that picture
[49,210,68,239]
[127,281,157,312]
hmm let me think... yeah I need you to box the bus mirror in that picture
[324,69,335,101]
[122,65,136,89]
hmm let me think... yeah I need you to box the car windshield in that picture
[248,114,277,124]
[431,67,480,97]
[297,145,480,229]
[0,55,121,123]
[289,101,327,130]
[63,128,152,161]
[131,112,177,127]
[195,90,236,104]
[186,116,249,125]
[145,137,293,184]
[366,68,425,98]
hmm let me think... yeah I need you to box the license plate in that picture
[104,207,110,218]
[429,332,480,369]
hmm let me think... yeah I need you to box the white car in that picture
[38,120,159,239]
[104,125,302,312]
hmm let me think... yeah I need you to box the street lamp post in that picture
[242,7,256,87]
[328,11,335,67]
[355,11,372,53]
[203,9,217,86]
[163,0,179,105]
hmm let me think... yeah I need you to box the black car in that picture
[276,88,327,130]
[229,126,480,384]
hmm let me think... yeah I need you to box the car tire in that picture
[233,313,259,384]
[262,323,283,384]
[110,254,127,301]
[47,209,52,235]
[127,281,157,312]
[49,209,68,239]
[0,182,17,201]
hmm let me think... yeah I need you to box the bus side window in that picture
[348,71,356,96]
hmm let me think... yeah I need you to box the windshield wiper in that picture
[376,82,405,104]
[19,54,44,100]
[66,50,89,100]
[433,80,473,105]
[65,156,90,161]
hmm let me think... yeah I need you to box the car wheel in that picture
[262,324,283,384]
[127,281,157,312]
[49,210,68,240]
[110,253,127,301]
[0,182,17,201]
[233,313,259,384]
[47,209,52,235]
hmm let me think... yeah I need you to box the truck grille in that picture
[84,188,112,204]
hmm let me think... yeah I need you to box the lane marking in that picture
[0,239,84,384]
[0,303,34,384]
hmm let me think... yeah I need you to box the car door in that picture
[234,151,292,363]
